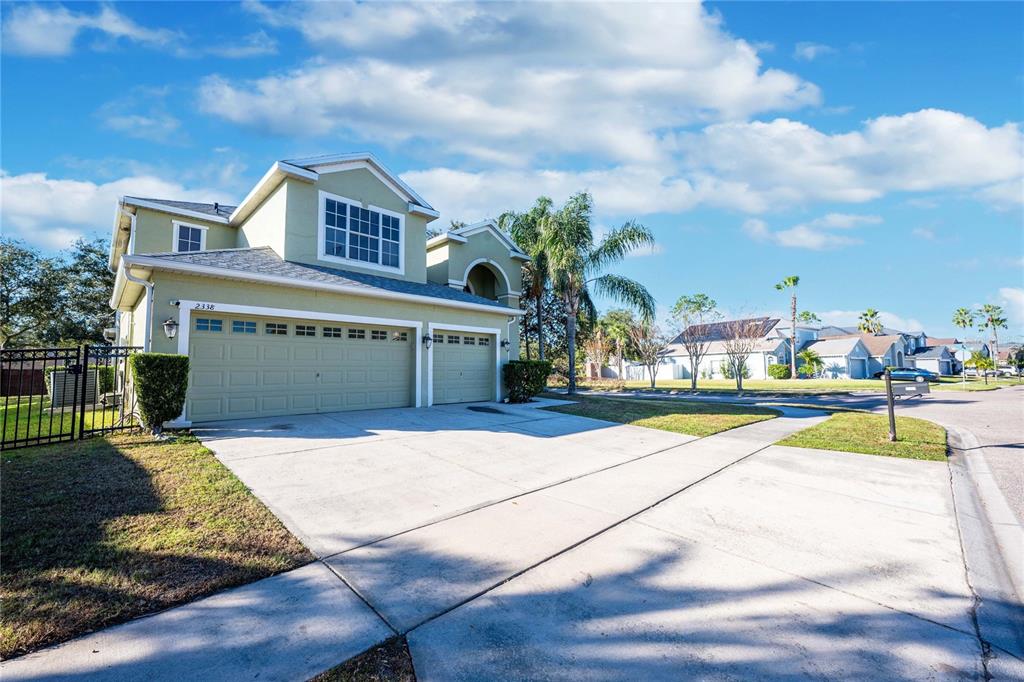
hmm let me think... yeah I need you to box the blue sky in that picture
[2,1,1022,340]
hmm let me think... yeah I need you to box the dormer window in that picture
[173,221,207,253]
[318,191,403,273]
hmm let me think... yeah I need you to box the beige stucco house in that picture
[108,153,527,425]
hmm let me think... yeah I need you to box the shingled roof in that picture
[128,247,512,311]
[669,317,780,344]
[125,197,237,219]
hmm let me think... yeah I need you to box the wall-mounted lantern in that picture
[162,318,179,339]
[421,334,433,349]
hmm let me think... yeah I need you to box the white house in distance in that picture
[653,317,789,381]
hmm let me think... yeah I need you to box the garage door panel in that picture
[188,314,414,422]
[432,331,496,405]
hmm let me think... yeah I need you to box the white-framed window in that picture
[348,328,366,340]
[318,191,404,273]
[371,330,388,341]
[172,221,208,253]
[478,337,490,347]
[196,318,222,332]
[296,325,316,337]
[323,326,343,338]
[433,333,444,344]
[266,323,288,335]
[392,331,409,342]
[232,320,256,334]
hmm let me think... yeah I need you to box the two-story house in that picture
[108,153,527,425]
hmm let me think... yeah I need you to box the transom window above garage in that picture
[433,333,444,344]
[321,192,403,272]
[392,331,409,342]
[447,335,460,344]
[348,328,366,340]
[464,336,476,345]
[478,337,490,346]
[371,330,388,341]
[195,318,222,332]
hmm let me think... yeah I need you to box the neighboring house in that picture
[800,337,872,379]
[108,153,527,425]
[827,334,906,375]
[910,346,956,375]
[660,317,788,380]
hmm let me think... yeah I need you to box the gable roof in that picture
[832,333,902,356]
[428,219,529,259]
[669,317,780,345]
[123,197,236,223]
[116,247,521,316]
[803,337,866,357]
[665,336,785,357]
[911,346,953,359]
[818,325,915,338]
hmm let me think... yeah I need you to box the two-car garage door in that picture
[188,313,414,422]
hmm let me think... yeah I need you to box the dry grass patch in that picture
[1,433,312,658]
[546,395,779,437]
[311,636,416,681]
[777,412,947,461]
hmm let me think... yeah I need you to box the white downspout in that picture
[123,266,154,352]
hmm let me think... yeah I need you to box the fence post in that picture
[79,345,90,440]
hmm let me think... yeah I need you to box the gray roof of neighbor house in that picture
[911,346,952,359]
[818,325,920,338]
[669,317,780,344]
[125,197,237,219]
[129,247,512,311]
[803,337,864,357]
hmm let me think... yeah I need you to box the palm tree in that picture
[601,309,636,380]
[796,348,824,378]
[775,276,800,379]
[797,310,821,325]
[858,308,882,334]
[977,304,1008,367]
[952,307,975,335]
[543,192,656,394]
[500,197,554,360]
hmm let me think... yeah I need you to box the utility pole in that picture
[884,368,897,442]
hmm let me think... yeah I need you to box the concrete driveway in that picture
[6,398,1012,680]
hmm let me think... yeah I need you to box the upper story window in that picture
[319,191,403,273]
[173,221,208,253]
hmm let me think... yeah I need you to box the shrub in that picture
[719,360,751,380]
[130,353,189,434]
[503,360,553,403]
[767,364,791,380]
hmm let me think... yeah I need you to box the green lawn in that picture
[0,433,312,658]
[2,396,127,446]
[546,394,780,437]
[565,376,1020,395]
[777,412,947,461]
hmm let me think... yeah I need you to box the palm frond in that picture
[592,274,655,322]
[586,220,654,274]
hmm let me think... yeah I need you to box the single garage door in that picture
[188,313,414,422]
[432,330,496,404]
[850,357,868,379]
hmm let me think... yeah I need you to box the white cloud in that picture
[742,213,880,250]
[179,30,278,59]
[975,179,1023,209]
[625,243,665,258]
[2,3,178,56]
[206,2,820,164]
[999,287,1024,329]
[793,42,836,61]
[817,310,926,333]
[911,227,936,239]
[101,111,181,144]
[0,170,227,251]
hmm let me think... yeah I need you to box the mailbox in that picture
[891,382,930,395]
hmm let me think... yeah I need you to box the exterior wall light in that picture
[500,339,511,349]
[422,334,433,348]
[162,318,179,339]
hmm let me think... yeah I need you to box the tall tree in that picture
[965,351,995,385]
[858,308,883,334]
[952,307,975,336]
[601,308,636,379]
[501,197,554,360]
[628,320,670,389]
[543,192,655,394]
[775,276,800,379]
[41,238,116,345]
[0,238,66,348]
[977,304,1008,366]
[670,293,720,390]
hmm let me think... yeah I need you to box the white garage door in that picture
[187,314,414,422]
[432,330,496,404]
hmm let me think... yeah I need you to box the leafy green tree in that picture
[775,276,800,379]
[40,238,116,346]
[670,293,720,390]
[543,192,655,394]
[0,238,67,348]
[858,308,883,334]
[601,308,637,379]
[977,304,1008,367]
[502,197,555,360]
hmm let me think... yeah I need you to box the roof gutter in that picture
[121,254,524,317]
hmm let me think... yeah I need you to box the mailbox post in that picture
[884,369,897,442]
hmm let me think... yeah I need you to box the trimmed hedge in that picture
[767,364,791,380]
[130,353,189,433]
[503,360,553,403]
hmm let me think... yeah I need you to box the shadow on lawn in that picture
[0,437,308,660]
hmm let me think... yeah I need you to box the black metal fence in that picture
[1,345,141,451]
